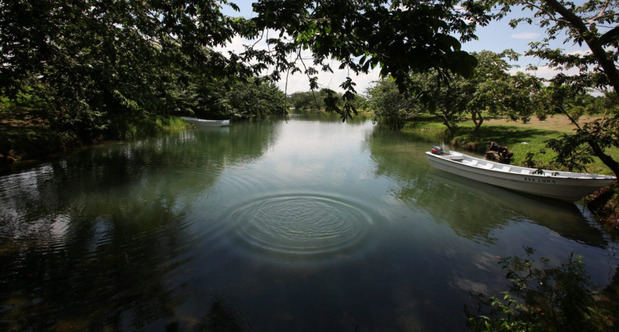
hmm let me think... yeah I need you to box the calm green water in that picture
[1,116,617,331]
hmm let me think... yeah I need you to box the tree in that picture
[288,89,334,112]
[482,0,618,177]
[367,78,419,129]
[463,50,544,131]
[503,72,545,122]
[542,82,618,174]
[409,69,471,135]
[394,51,540,135]
[0,1,262,144]
[289,92,321,112]
[287,88,366,115]
[227,79,287,119]
[246,0,491,120]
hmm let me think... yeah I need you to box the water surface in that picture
[1,116,616,331]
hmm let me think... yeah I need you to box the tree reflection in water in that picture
[0,122,279,330]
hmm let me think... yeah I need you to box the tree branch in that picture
[599,26,618,46]
[586,0,611,24]
[541,0,618,92]
[296,47,319,106]
[250,29,265,49]
[519,0,571,25]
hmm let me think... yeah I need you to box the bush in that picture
[467,248,615,332]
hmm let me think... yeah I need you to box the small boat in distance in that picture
[426,147,616,202]
[181,116,230,127]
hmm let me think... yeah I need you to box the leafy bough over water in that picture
[466,248,616,332]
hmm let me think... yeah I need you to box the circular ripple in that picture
[229,194,374,255]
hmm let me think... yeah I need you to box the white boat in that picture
[426,149,616,202]
[181,116,230,127]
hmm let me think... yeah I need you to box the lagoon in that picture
[1,116,616,331]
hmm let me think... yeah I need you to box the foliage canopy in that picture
[0,0,283,148]
[246,0,493,119]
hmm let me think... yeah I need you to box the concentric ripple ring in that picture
[228,193,374,255]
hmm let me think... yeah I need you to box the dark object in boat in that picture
[486,141,513,164]
[431,146,444,155]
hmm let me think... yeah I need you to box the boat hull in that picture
[181,116,230,127]
[426,152,615,202]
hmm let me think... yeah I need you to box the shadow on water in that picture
[195,300,246,332]
[367,129,607,248]
[163,299,247,332]
[0,122,280,330]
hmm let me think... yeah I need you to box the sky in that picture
[219,1,591,95]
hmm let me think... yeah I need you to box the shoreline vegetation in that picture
[400,115,618,229]
[0,105,192,174]
[2,107,617,229]
[3,109,617,174]
[0,77,288,174]
[401,115,618,176]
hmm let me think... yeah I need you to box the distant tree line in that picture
[288,89,366,113]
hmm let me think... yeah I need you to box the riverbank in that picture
[401,116,618,229]
[0,109,189,174]
[402,116,618,175]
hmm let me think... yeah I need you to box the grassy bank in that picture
[401,117,618,176]
[402,117,618,228]
[0,106,190,174]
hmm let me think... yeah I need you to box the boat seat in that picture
[501,166,511,172]
[464,160,478,166]
[481,163,493,169]
[449,155,464,161]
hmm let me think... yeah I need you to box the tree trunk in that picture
[472,111,483,132]
[442,113,457,137]
[562,110,619,178]
[588,139,619,179]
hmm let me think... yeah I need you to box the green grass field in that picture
[402,118,618,176]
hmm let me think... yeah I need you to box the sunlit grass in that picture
[402,118,618,176]
[483,115,605,133]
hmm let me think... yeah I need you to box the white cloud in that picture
[214,35,249,55]
[279,59,382,94]
[509,65,580,80]
[511,32,540,40]
[508,48,593,80]
[534,65,580,79]
[567,49,591,56]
